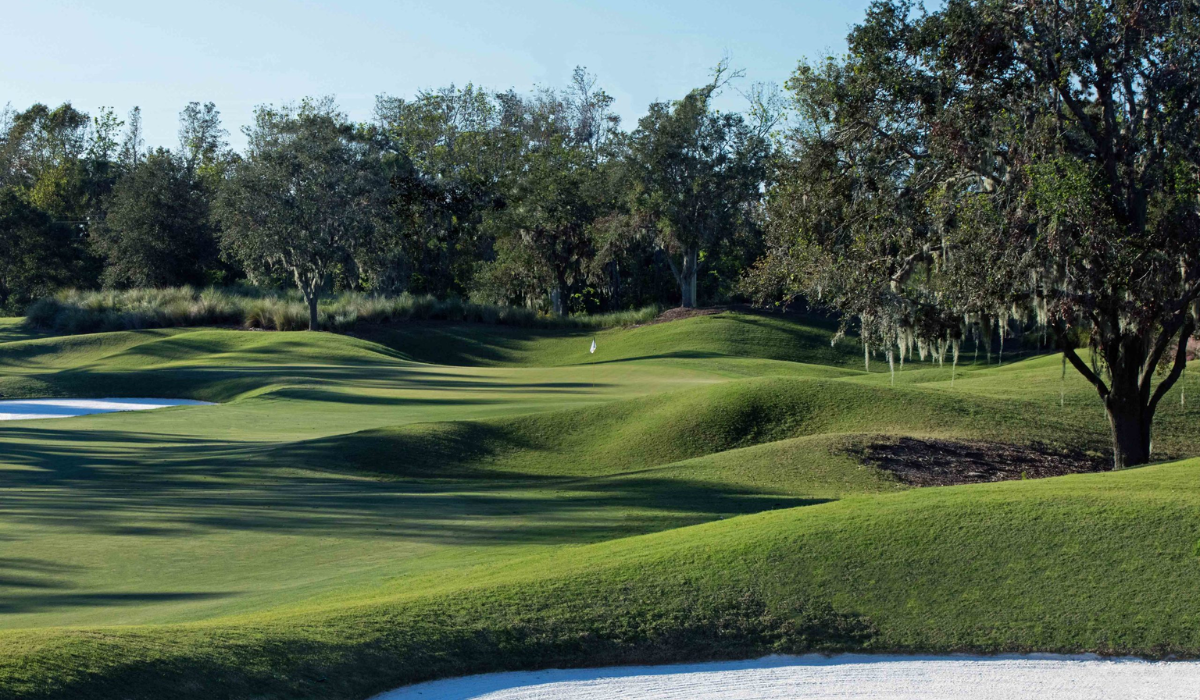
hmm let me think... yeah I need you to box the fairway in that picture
[2,311,1199,699]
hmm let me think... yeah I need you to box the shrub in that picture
[24,287,661,335]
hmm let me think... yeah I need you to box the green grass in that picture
[1,310,1198,698]
[355,310,863,367]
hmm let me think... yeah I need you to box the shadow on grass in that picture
[0,414,821,550]
[5,361,617,405]
[355,322,592,366]
[0,592,232,615]
[0,556,230,615]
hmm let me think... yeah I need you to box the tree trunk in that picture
[293,267,324,332]
[1106,390,1152,469]
[679,246,698,308]
[1061,312,1194,471]
[305,291,319,331]
[610,261,621,310]
[550,287,566,316]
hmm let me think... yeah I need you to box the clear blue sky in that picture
[1,0,872,150]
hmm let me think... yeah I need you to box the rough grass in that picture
[1,310,1198,698]
[25,287,661,334]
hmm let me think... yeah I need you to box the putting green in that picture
[1,312,1197,699]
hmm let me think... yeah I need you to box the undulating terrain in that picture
[1,311,1199,699]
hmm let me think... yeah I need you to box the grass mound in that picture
[358,310,863,368]
[278,374,1072,483]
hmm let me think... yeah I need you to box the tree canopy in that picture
[1,66,782,317]
[479,69,622,314]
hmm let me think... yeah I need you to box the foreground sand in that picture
[0,397,212,420]
[374,654,1200,700]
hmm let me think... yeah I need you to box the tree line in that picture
[0,64,773,326]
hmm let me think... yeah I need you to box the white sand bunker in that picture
[374,654,1200,700]
[0,398,213,421]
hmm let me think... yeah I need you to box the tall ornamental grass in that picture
[26,287,661,334]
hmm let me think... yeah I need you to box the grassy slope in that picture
[5,461,1200,700]
[1,311,1199,698]
[355,311,863,368]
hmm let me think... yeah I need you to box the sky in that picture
[1,0,873,150]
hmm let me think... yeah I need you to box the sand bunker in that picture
[373,654,1200,700]
[0,398,213,421]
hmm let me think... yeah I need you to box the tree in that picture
[0,102,115,290]
[481,69,621,314]
[93,104,232,288]
[178,102,227,174]
[217,98,386,330]
[374,85,520,297]
[0,189,76,312]
[0,103,91,219]
[119,106,144,170]
[628,62,771,308]
[93,148,218,287]
[751,0,1200,468]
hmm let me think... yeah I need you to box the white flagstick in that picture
[589,338,597,389]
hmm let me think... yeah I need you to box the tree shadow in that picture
[355,322,591,366]
[0,417,826,548]
[0,592,232,615]
[15,361,616,405]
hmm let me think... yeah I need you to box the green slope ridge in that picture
[356,311,862,367]
[275,374,1110,483]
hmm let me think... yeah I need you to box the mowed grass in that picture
[1,311,1199,698]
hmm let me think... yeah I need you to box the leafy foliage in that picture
[92,149,221,287]
[477,69,622,313]
[0,190,77,313]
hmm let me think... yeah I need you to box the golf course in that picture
[2,310,1199,699]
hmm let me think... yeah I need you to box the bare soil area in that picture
[646,306,728,325]
[851,437,1111,486]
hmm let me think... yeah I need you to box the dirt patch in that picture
[645,306,728,325]
[851,437,1111,486]
[640,304,805,327]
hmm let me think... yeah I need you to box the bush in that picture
[25,287,661,335]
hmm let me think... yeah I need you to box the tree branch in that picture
[1061,332,1110,399]
[1140,317,1183,398]
[855,120,926,162]
[662,249,683,285]
[890,246,938,290]
[1148,318,1195,416]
